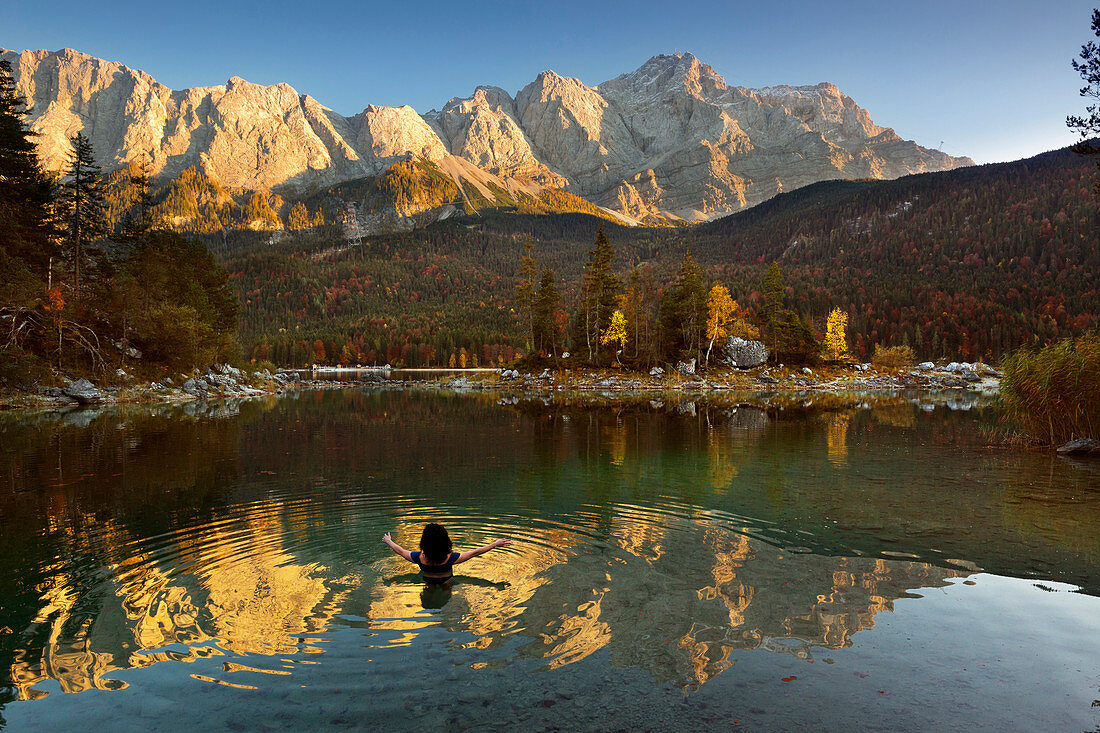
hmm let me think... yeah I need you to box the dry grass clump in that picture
[871,344,915,368]
[998,333,1100,445]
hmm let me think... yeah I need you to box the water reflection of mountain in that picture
[6,501,355,700]
[364,505,963,688]
[4,490,963,699]
[2,389,1098,702]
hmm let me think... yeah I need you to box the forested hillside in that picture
[688,147,1098,360]
[223,146,1097,368]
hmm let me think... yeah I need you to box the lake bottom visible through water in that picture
[0,388,1098,731]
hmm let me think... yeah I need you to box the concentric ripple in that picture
[2,389,1099,733]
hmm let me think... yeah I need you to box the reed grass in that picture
[998,332,1100,445]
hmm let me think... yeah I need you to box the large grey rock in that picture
[213,364,244,380]
[62,378,104,404]
[1056,438,1100,456]
[207,374,236,389]
[676,358,696,376]
[722,337,768,369]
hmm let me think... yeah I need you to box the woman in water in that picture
[382,523,511,584]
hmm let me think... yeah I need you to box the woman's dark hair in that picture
[420,523,453,563]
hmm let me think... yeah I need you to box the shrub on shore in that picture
[998,333,1100,445]
[871,344,915,368]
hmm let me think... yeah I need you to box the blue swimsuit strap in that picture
[413,551,458,569]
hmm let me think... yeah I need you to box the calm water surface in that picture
[0,389,1098,731]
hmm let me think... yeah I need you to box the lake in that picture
[0,388,1098,731]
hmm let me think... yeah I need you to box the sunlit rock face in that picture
[426,86,566,187]
[0,49,430,189]
[591,53,971,219]
[1,48,971,220]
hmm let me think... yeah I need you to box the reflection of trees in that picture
[825,411,853,467]
[0,406,247,703]
[872,401,917,429]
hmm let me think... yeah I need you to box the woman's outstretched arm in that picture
[382,532,415,561]
[455,538,511,564]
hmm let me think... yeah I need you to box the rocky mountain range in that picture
[2,47,972,222]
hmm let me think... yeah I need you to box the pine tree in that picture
[0,57,57,279]
[660,252,707,362]
[121,156,153,238]
[514,236,538,352]
[573,226,620,364]
[60,132,107,292]
[762,261,785,360]
[623,269,645,360]
[1068,8,1100,193]
[533,267,560,356]
[759,262,819,364]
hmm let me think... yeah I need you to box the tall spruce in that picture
[762,262,786,361]
[0,57,56,279]
[760,261,820,364]
[532,267,560,356]
[623,269,645,361]
[60,132,106,292]
[514,236,538,353]
[660,252,707,362]
[121,156,153,238]
[573,226,620,364]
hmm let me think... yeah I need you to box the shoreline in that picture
[0,362,1000,414]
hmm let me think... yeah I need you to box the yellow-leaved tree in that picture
[600,309,628,363]
[823,307,852,362]
[705,283,736,366]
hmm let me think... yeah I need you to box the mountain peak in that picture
[599,51,727,99]
[4,46,972,222]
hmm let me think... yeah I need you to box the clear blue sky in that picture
[3,0,1095,163]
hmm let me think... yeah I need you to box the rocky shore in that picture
[467,360,1003,394]
[6,360,1098,459]
[0,364,304,410]
[2,360,1004,412]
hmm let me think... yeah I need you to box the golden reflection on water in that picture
[9,502,354,700]
[7,497,966,698]
[826,411,853,467]
[357,506,963,689]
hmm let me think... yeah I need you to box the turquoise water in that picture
[0,389,1098,731]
